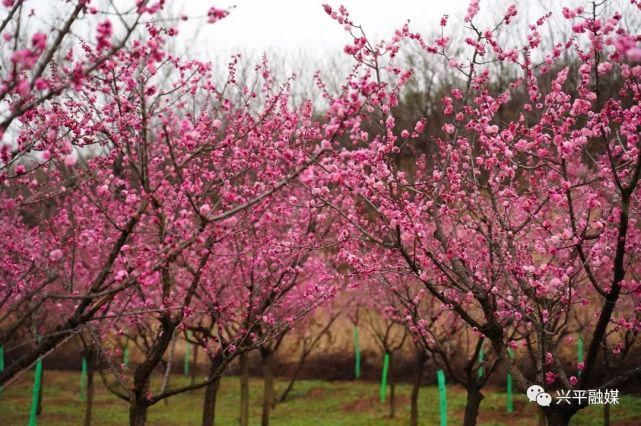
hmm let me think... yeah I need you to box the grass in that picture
[0,370,640,425]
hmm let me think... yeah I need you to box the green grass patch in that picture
[0,370,639,425]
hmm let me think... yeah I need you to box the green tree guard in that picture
[123,345,130,368]
[478,346,485,378]
[80,357,88,401]
[184,342,191,376]
[507,348,514,413]
[28,359,43,426]
[354,326,361,379]
[379,353,390,402]
[578,335,584,377]
[437,369,447,426]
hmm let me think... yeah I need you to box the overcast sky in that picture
[186,0,468,55]
[168,0,596,66]
[26,0,630,74]
[173,0,477,63]
[27,0,610,62]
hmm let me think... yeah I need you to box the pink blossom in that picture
[64,154,77,167]
[207,6,229,24]
[11,49,38,68]
[114,270,128,282]
[16,79,30,97]
[31,32,46,51]
[96,20,113,50]
[97,184,109,196]
[443,123,455,134]
[597,62,613,75]
[464,0,480,23]
[199,204,211,216]
[504,4,517,24]
[485,124,499,135]
[34,78,48,90]
[545,372,557,385]
[627,48,641,62]
[49,249,63,262]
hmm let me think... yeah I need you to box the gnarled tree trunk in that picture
[201,354,224,426]
[462,386,483,426]
[129,390,149,426]
[260,347,275,426]
[84,349,95,426]
[127,316,178,426]
[410,350,427,426]
[239,352,250,426]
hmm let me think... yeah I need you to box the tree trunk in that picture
[127,315,177,426]
[260,347,275,426]
[203,378,220,426]
[544,409,572,426]
[462,387,483,426]
[239,352,250,426]
[201,378,221,426]
[129,397,148,426]
[410,351,426,426]
[201,362,222,426]
[604,404,610,426]
[129,371,150,426]
[84,350,95,426]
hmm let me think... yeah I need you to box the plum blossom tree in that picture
[94,193,335,426]
[374,273,503,426]
[0,0,171,384]
[316,2,641,425]
[0,4,349,399]
[184,191,336,426]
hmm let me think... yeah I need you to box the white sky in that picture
[26,0,609,63]
[176,0,471,61]
[25,0,632,76]
[187,0,468,53]
[165,0,594,68]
